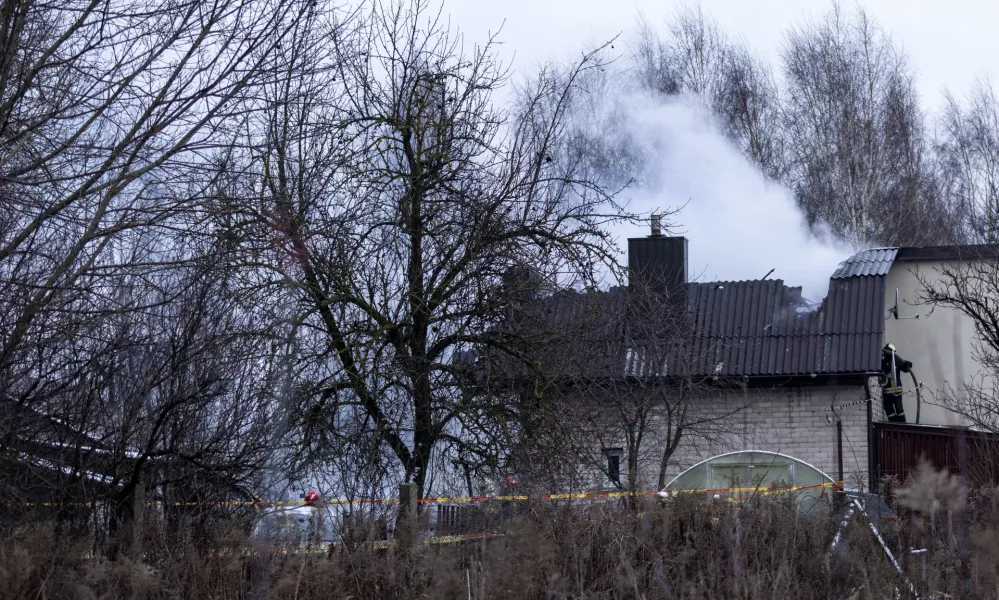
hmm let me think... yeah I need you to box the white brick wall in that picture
[589,382,873,492]
[668,385,870,489]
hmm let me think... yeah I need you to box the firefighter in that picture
[880,343,912,423]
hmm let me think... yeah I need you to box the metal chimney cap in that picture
[650,214,662,237]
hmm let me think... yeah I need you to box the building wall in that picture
[666,384,870,489]
[883,260,981,426]
[590,383,872,492]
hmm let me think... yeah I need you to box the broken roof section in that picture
[686,272,886,378]
[496,244,999,383]
[688,243,999,378]
[686,246,900,378]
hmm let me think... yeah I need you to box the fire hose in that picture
[889,347,923,424]
[910,369,922,424]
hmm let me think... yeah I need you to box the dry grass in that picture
[1,487,999,599]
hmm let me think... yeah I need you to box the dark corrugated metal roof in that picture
[500,289,628,379]
[679,275,885,377]
[505,249,897,381]
[500,243,999,383]
[830,248,897,278]
[577,242,999,377]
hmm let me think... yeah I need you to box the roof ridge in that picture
[688,278,785,286]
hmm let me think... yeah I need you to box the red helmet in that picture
[304,490,319,505]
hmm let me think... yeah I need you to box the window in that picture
[604,448,623,488]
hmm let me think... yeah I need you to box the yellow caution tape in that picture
[12,482,842,508]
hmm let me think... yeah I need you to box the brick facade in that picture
[591,381,874,492]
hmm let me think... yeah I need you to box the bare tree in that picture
[713,45,786,179]
[0,0,316,548]
[634,5,728,98]
[0,224,285,554]
[497,272,748,496]
[0,0,303,415]
[633,6,786,178]
[938,79,999,243]
[916,253,999,432]
[781,4,955,246]
[215,0,632,500]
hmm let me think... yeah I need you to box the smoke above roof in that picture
[573,82,853,302]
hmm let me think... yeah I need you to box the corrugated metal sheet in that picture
[505,289,628,378]
[680,272,886,377]
[830,248,897,278]
[511,246,899,380]
[660,247,899,378]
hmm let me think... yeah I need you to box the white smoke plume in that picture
[576,84,854,302]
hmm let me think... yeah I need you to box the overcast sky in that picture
[448,0,997,109]
[445,0,997,300]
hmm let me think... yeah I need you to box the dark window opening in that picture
[604,448,623,488]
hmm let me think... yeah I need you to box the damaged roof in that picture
[678,243,999,377]
[683,273,886,378]
[501,245,986,382]
[619,245,895,379]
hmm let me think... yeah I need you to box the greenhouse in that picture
[662,451,838,509]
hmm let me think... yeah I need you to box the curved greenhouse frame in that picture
[662,451,837,509]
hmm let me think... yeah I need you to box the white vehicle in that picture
[251,491,338,551]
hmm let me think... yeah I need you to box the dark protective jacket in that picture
[880,349,912,396]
